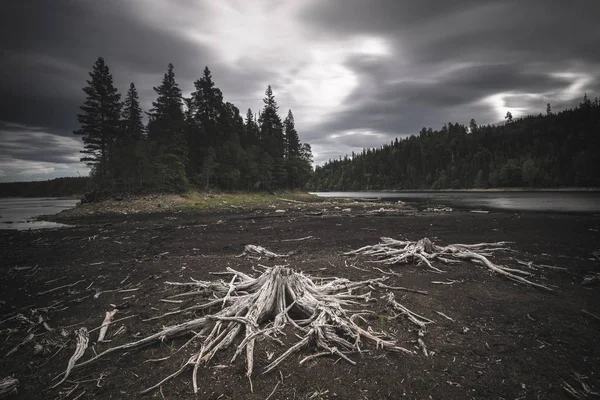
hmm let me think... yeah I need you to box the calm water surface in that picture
[311,191,600,213]
[0,197,79,230]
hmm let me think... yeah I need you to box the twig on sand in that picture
[435,311,455,322]
[281,236,316,242]
[581,309,600,322]
[264,379,281,400]
[37,280,86,296]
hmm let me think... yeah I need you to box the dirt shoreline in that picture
[1,204,599,399]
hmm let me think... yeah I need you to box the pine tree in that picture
[243,108,260,147]
[469,118,478,132]
[505,111,513,123]
[284,110,300,157]
[147,63,188,191]
[259,85,286,188]
[122,83,144,140]
[187,67,224,183]
[74,57,122,184]
[115,82,145,189]
[546,103,552,116]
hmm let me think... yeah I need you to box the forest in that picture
[75,57,313,193]
[308,96,600,190]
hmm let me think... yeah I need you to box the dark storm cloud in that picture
[299,0,600,163]
[310,61,571,136]
[0,0,216,133]
[0,122,80,165]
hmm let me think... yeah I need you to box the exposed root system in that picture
[68,265,420,394]
[346,237,552,291]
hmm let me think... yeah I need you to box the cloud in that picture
[0,122,88,182]
[0,0,599,179]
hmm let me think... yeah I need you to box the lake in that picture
[311,191,600,214]
[0,197,79,230]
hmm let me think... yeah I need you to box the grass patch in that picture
[181,190,323,211]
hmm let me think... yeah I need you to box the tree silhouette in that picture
[74,57,121,184]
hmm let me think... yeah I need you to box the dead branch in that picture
[88,315,138,334]
[237,245,288,258]
[281,236,316,242]
[346,237,552,290]
[435,311,455,322]
[5,333,34,357]
[562,372,599,399]
[37,280,86,296]
[97,310,118,342]
[375,282,429,295]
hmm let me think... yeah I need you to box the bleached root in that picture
[69,266,414,394]
[0,376,19,399]
[97,310,118,342]
[51,328,89,389]
[346,237,552,291]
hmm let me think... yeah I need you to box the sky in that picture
[1,0,599,182]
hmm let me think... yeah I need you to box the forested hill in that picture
[0,177,90,198]
[309,97,600,190]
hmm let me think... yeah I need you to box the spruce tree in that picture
[244,108,260,146]
[74,57,121,184]
[122,83,144,140]
[284,110,300,157]
[116,82,145,189]
[187,67,224,183]
[259,85,286,188]
[147,63,188,191]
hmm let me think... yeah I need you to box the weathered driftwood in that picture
[0,376,18,399]
[70,266,417,394]
[97,310,118,342]
[346,237,552,291]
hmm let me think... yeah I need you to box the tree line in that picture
[0,177,90,198]
[309,95,600,190]
[75,57,313,193]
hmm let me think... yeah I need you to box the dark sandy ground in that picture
[0,203,599,399]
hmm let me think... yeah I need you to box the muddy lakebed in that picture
[0,200,599,399]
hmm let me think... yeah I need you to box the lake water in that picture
[0,197,79,230]
[311,191,600,214]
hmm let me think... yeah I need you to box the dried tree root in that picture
[51,328,89,389]
[346,237,552,291]
[0,376,18,399]
[71,266,415,394]
[384,292,434,356]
